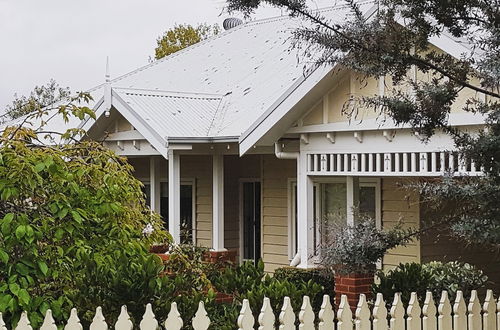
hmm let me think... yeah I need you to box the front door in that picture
[241,181,261,264]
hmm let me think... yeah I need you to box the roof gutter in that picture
[274,141,299,159]
[166,136,239,145]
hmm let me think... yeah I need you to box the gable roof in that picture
[85,1,378,144]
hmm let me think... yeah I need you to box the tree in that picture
[0,99,171,326]
[3,79,71,121]
[154,23,220,60]
[226,0,500,247]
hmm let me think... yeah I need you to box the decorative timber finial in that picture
[104,56,111,117]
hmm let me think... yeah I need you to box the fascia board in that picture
[111,91,169,159]
[239,65,333,155]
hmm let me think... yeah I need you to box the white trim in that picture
[212,154,225,251]
[287,178,297,260]
[168,150,181,243]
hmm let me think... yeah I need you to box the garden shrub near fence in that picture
[4,289,500,329]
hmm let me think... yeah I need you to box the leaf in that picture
[0,250,8,264]
[38,262,48,276]
[15,225,26,239]
[34,162,45,172]
[18,289,30,305]
[8,283,20,296]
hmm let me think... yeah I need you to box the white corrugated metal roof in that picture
[87,1,377,140]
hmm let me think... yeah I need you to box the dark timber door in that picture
[241,181,261,264]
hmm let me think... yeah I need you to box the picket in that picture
[0,313,6,330]
[453,291,467,330]
[39,311,56,330]
[482,290,496,330]
[468,290,482,330]
[192,301,210,330]
[354,294,370,330]
[64,309,83,330]
[89,307,107,330]
[372,293,388,330]
[407,292,422,330]
[258,297,275,330]
[139,304,158,330]
[15,312,31,330]
[5,290,500,330]
[438,291,452,330]
[279,297,295,330]
[390,292,405,330]
[299,296,315,329]
[422,291,437,330]
[115,306,133,330]
[238,299,255,330]
[164,302,183,330]
[337,295,353,330]
[318,295,335,330]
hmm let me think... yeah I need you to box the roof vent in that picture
[223,17,243,30]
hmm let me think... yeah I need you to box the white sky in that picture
[0,0,292,110]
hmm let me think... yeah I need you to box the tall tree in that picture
[226,0,500,247]
[154,23,220,60]
[3,79,71,121]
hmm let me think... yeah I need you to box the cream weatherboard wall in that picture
[261,156,296,273]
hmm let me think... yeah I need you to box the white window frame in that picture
[287,177,381,261]
[140,178,197,244]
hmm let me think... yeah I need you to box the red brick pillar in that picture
[334,273,374,311]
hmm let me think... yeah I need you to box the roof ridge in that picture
[89,1,376,92]
[114,87,224,99]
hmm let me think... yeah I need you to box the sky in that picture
[0,0,294,111]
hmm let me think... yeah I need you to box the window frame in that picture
[287,177,381,261]
[140,178,197,244]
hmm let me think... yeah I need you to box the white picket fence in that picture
[3,290,500,329]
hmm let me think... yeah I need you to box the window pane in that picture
[322,183,347,225]
[142,184,151,207]
[360,186,376,219]
[180,185,193,243]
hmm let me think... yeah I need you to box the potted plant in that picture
[319,215,413,309]
[143,223,172,261]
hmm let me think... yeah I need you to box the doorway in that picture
[240,181,261,264]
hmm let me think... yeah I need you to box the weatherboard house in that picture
[75,4,498,282]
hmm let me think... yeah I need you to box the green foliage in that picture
[274,266,333,311]
[373,261,488,307]
[154,23,220,60]
[3,79,71,120]
[373,263,432,307]
[423,261,488,302]
[212,260,266,296]
[0,122,170,327]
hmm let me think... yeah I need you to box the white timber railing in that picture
[4,290,500,330]
[307,151,482,176]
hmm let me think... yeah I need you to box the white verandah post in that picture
[297,152,314,268]
[346,176,360,226]
[212,154,225,251]
[168,150,181,243]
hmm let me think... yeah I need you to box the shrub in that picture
[274,266,333,310]
[320,216,414,274]
[423,261,488,301]
[373,261,488,306]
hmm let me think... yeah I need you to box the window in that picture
[142,180,195,244]
[288,178,380,259]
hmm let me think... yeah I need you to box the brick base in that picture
[335,273,374,311]
[204,250,237,264]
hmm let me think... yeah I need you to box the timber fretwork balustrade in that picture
[307,151,482,176]
[4,290,500,329]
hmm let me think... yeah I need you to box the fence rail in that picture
[3,290,500,329]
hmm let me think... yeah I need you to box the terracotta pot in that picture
[149,244,169,254]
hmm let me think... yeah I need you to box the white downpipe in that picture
[274,142,299,159]
[290,252,301,267]
[275,141,302,267]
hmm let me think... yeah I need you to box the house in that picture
[80,2,499,284]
